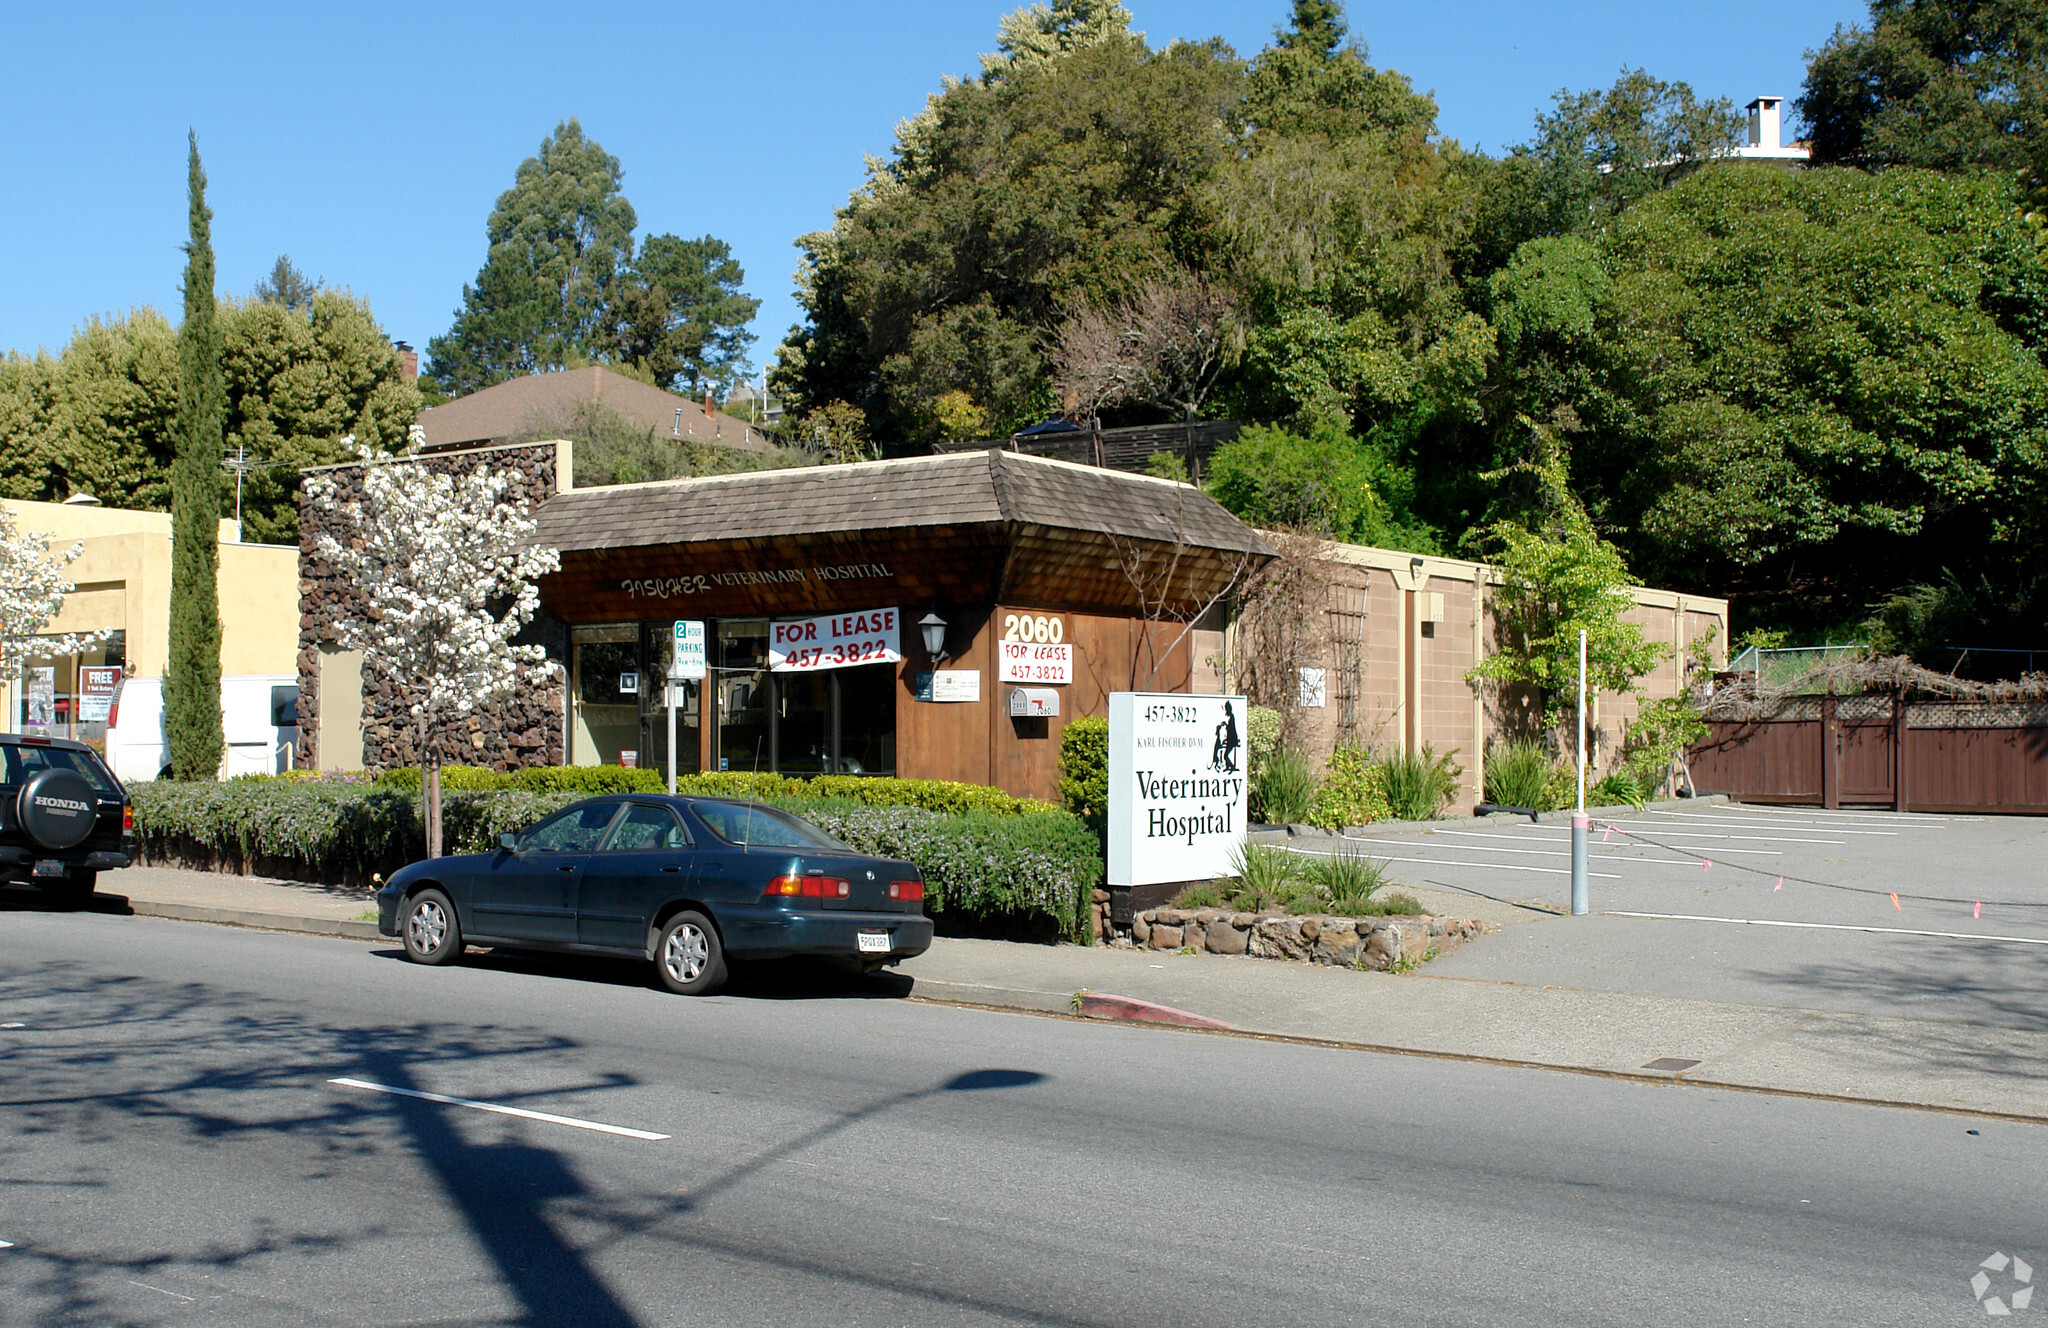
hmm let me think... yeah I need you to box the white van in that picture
[105,675,300,783]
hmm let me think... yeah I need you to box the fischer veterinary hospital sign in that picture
[1107,692,1250,888]
[620,562,895,601]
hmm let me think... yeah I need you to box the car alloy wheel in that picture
[655,910,727,996]
[402,888,462,966]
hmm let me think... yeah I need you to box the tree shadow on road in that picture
[0,954,1068,1327]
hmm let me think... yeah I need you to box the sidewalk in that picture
[73,863,2048,1125]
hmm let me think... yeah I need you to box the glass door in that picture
[638,620,701,776]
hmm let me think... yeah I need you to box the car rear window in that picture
[691,802,849,851]
[2,744,120,795]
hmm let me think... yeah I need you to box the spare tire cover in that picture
[17,768,100,851]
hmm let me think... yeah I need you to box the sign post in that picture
[669,621,707,796]
[1107,692,1249,889]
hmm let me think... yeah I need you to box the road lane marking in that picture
[1603,912,2048,946]
[127,1281,196,1300]
[327,1078,669,1140]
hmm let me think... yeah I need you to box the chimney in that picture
[1746,96,1782,150]
[394,340,418,381]
[704,389,715,418]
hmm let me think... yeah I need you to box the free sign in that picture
[770,608,901,673]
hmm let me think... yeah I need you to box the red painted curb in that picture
[1074,992,1234,1030]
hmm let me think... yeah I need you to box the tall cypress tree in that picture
[165,131,225,781]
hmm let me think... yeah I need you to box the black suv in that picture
[0,734,134,904]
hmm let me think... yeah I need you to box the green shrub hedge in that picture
[1057,717,1108,836]
[131,778,1097,940]
[365,765,1056,816]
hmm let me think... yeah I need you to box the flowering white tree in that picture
[305,433,561,856]
[0,505,111,733]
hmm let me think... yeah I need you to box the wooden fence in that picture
[1688,694,2048,814]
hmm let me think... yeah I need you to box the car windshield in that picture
[2,743,120,795]
[691,802,849,851]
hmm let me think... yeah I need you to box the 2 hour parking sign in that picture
[1107,692,1249,888]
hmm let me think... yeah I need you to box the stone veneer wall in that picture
[1122,904,1487,970]
[296,442,567,773]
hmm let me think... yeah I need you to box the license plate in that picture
[856,930,892,954]
[33,860,64,879]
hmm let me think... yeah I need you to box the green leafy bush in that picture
[788,802,1101,942]
[1483,739,1555,811]
[1590,770,1648,810]
[1377,744,1462,821]
[366,765,1053,815]
[1542,763,1580,812]
[131,781,1100,940]
[1246,706,1281,772]
[1056,716,1109,835]
[1307,745,1391,828]
[1252,746,1319,824]
[1301,849,1392,912]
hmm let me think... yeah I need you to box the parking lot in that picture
[1297,803,2048,1028]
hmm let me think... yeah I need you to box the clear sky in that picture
[0,1,1868,373]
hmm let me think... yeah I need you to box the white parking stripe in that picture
[1445,827,1820,848]
[1604,912,2048,946]
[1713,804,1956,822]
[327,1078,670,1141]
[1308,844,1622,878]
[1648,814,1894,836]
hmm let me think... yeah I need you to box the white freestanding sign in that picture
[1107,692,1249,888]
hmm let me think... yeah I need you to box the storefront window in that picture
[775,671,832,773]
[838,665,896,775]
[711,621,895,776]
[716,620,772,773]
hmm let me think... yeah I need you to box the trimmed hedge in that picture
[365,765,1057,816]
[131,779,1097,939]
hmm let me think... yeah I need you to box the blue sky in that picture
[1,1,1867,374]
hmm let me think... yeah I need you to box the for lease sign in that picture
[1107,692,1249,887]
[998,641,1072,684]
[770,607,901,672]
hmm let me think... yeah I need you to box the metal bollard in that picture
[1570,811,1589,916]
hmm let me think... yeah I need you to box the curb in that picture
[1073,992,1235,1030]
[125,898,383,941]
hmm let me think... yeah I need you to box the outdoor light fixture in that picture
[918,611,949,665]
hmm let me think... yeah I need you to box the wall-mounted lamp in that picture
[918,611,949,666]
[1410,555,1426,577]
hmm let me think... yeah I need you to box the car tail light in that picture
[22,735,48,746]
[888,879,924,902]
[763,875,850,899]
[123,806,134,833]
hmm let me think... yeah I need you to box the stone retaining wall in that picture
[1118,903,1487,971]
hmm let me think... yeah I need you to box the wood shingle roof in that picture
[531,449,1271,557]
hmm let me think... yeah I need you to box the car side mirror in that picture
[498,832,519,852]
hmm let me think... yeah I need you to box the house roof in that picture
[533,449,1271,556]
[529,449,1272,619]
[417,367,775,453]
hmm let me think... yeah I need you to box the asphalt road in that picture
[2,910,2043,1327]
